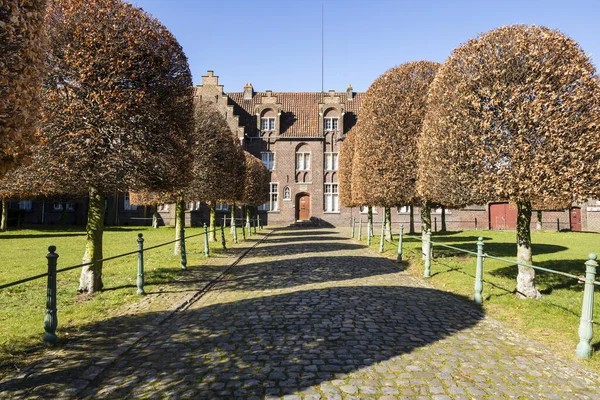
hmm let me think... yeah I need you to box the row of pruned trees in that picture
[0,0,269,294]
[340,25,600,298]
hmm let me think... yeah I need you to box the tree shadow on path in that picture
[0,286,483,399]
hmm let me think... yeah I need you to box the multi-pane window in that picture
[187,202,201,211]
[124,193,137,211]
[324,183,339,212]
[261,152,275,170]
[324,117,338,131]
[18,200,32,210]
[259,183,279,211]
[360,205,377,214]
[54,202,74,211]
[261,118,275,131]
[325,152,338,171]
[216,203,229,211]
[397,206,410,214]
[158,204,169,212]
[296,152,310,170]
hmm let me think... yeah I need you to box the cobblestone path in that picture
[4,228,600,399]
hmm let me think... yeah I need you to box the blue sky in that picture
[131,0,599,93]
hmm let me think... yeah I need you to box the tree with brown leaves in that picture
[352,62,440,250]
[42,0,194,293]
[418,25,600,298]
[339,128,358,209]
[241,150,269,225]
[0,0,47,177]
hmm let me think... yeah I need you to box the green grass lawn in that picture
[0,224,254,371]
[354,227,600,370]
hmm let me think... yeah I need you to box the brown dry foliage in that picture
[184,100,245,203]
[338,128,358,207]
[241,151,269,206]
[33,0,194,195]
[0,0,47,174]
[418,25,600,208]
[351,62,440,207]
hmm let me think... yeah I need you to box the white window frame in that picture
[261,152,275,171]
[158,204,169,212]
[261,117,275,131]
[18,200,32,211]
[216,203,229,211]
[296,152,311,171]
[324,183,339,212]
[360,205,378,214]
[54,202,74,211]
[124,193,137,211]
[260,183,279,212]
[325,152,338,171]
[397,206,410,214]
[324,117,338,131]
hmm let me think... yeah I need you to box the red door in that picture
[489,202,517,230]
[570,207,582,231]
[298,195,310,220]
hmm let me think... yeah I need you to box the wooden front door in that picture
[570,207,582,231]
[298,194,310,220]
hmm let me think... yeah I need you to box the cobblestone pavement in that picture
[3,228,600,399]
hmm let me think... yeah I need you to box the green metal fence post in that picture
[43,246,59,345]
[203,223,210,258]
[475,217,478,230]
[557,218,560,232]
[180,224,187,270]
[379,217,385,253]
[253,219,257,234]
[232,216,238,244]
[474,237,484,304]
[137,233,145,295]
[221,223,227,250]
[397,224,403,263]
[242,219,246,240]
[577,253,597,358]
[258,215,261,230]
[424,229,432,278]
[358,218,362,241]
[351,217,355,238]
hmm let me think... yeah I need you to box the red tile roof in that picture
[225,92,363,137]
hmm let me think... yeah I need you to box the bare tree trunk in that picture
[536,210,542,231]
[0,199,7,232]
[174,198,184,254]
[209,203,217,241]
[441,206,447,232]
[421,200,431,259]
[367,206,373,238]
[152,203,159,229]
[516,201,541,298]
[79,187,105,294]
[230,203,236,234]
[409,204,415,234]
[385,206,392,241]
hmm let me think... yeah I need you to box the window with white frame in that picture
[283,186,291,200]
[261,117,275,131]
[324,183,339,212]
[261,152,275,170]
[296,152,310,170]
[124,193,137,211]
[259,183,279,211]
[324,117,338,131]
[325,152,338,171]
[54,202,74,211]
[187,202,202,211]
[397,206,410,214]
[216,203,229,211]
[433,207,451,214]
[158,204,169,212]
[18,200,32,210]
[360,205,377,214]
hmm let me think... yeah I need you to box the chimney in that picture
[243,83,253,100]
[347,84,354,100]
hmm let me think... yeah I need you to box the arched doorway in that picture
[296,193,310,221]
